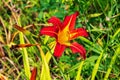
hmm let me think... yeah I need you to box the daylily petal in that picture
[48,16,62,29]
[69,28,88,40]
[54,42,66,57]
[62,11,79,30]
[40,27,58,38]
[70,42,86,59]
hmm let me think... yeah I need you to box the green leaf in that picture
[39,46,52,80]
[91,51,104,80]
[76,61,84,80]
[67,56,98,74]
[87,13,103,18]
[104,45,120,80]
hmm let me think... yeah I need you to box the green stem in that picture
[44,45,66,80]
[18,17,30,79]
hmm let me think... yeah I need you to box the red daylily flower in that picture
[40,12,88,59]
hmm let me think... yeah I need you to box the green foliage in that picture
[0,0,120,80]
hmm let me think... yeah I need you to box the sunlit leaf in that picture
[87,13,103,18]
[104,45,120,80]
[91,51,104,80]
[36,44,52,80]
[0,35,5,44]
[76,61,84,80]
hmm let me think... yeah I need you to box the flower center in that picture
[57,28,70,46]
[57,16,73,46]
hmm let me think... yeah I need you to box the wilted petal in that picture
[70,42,86,59]
[69,28,88,40]
[48,16,62,29]
[40,27,58,38]
[14,24,31,35]
[10,44,39,50]
[62,11,79,30]
[30,67,37,80]
[54,42,66,57]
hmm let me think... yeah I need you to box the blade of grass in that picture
[19,33,31,79]
[18,18,31,79]
[45,41,56,63]
[87,13,103,18]
[104,28,120,80]
[112,28,120,39]
[44,44,66,80]
[32,36,53,80]
[43,36,55,63]
[37,45,51,80]
[16,72,23,80]
[79,36,102,53]
[76,61,84,80]
[104,45,120,80]
[0,16,8,44]
[91,51,104,80]
[66,56,98,74]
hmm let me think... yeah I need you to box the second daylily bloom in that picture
[40,12,88,59]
